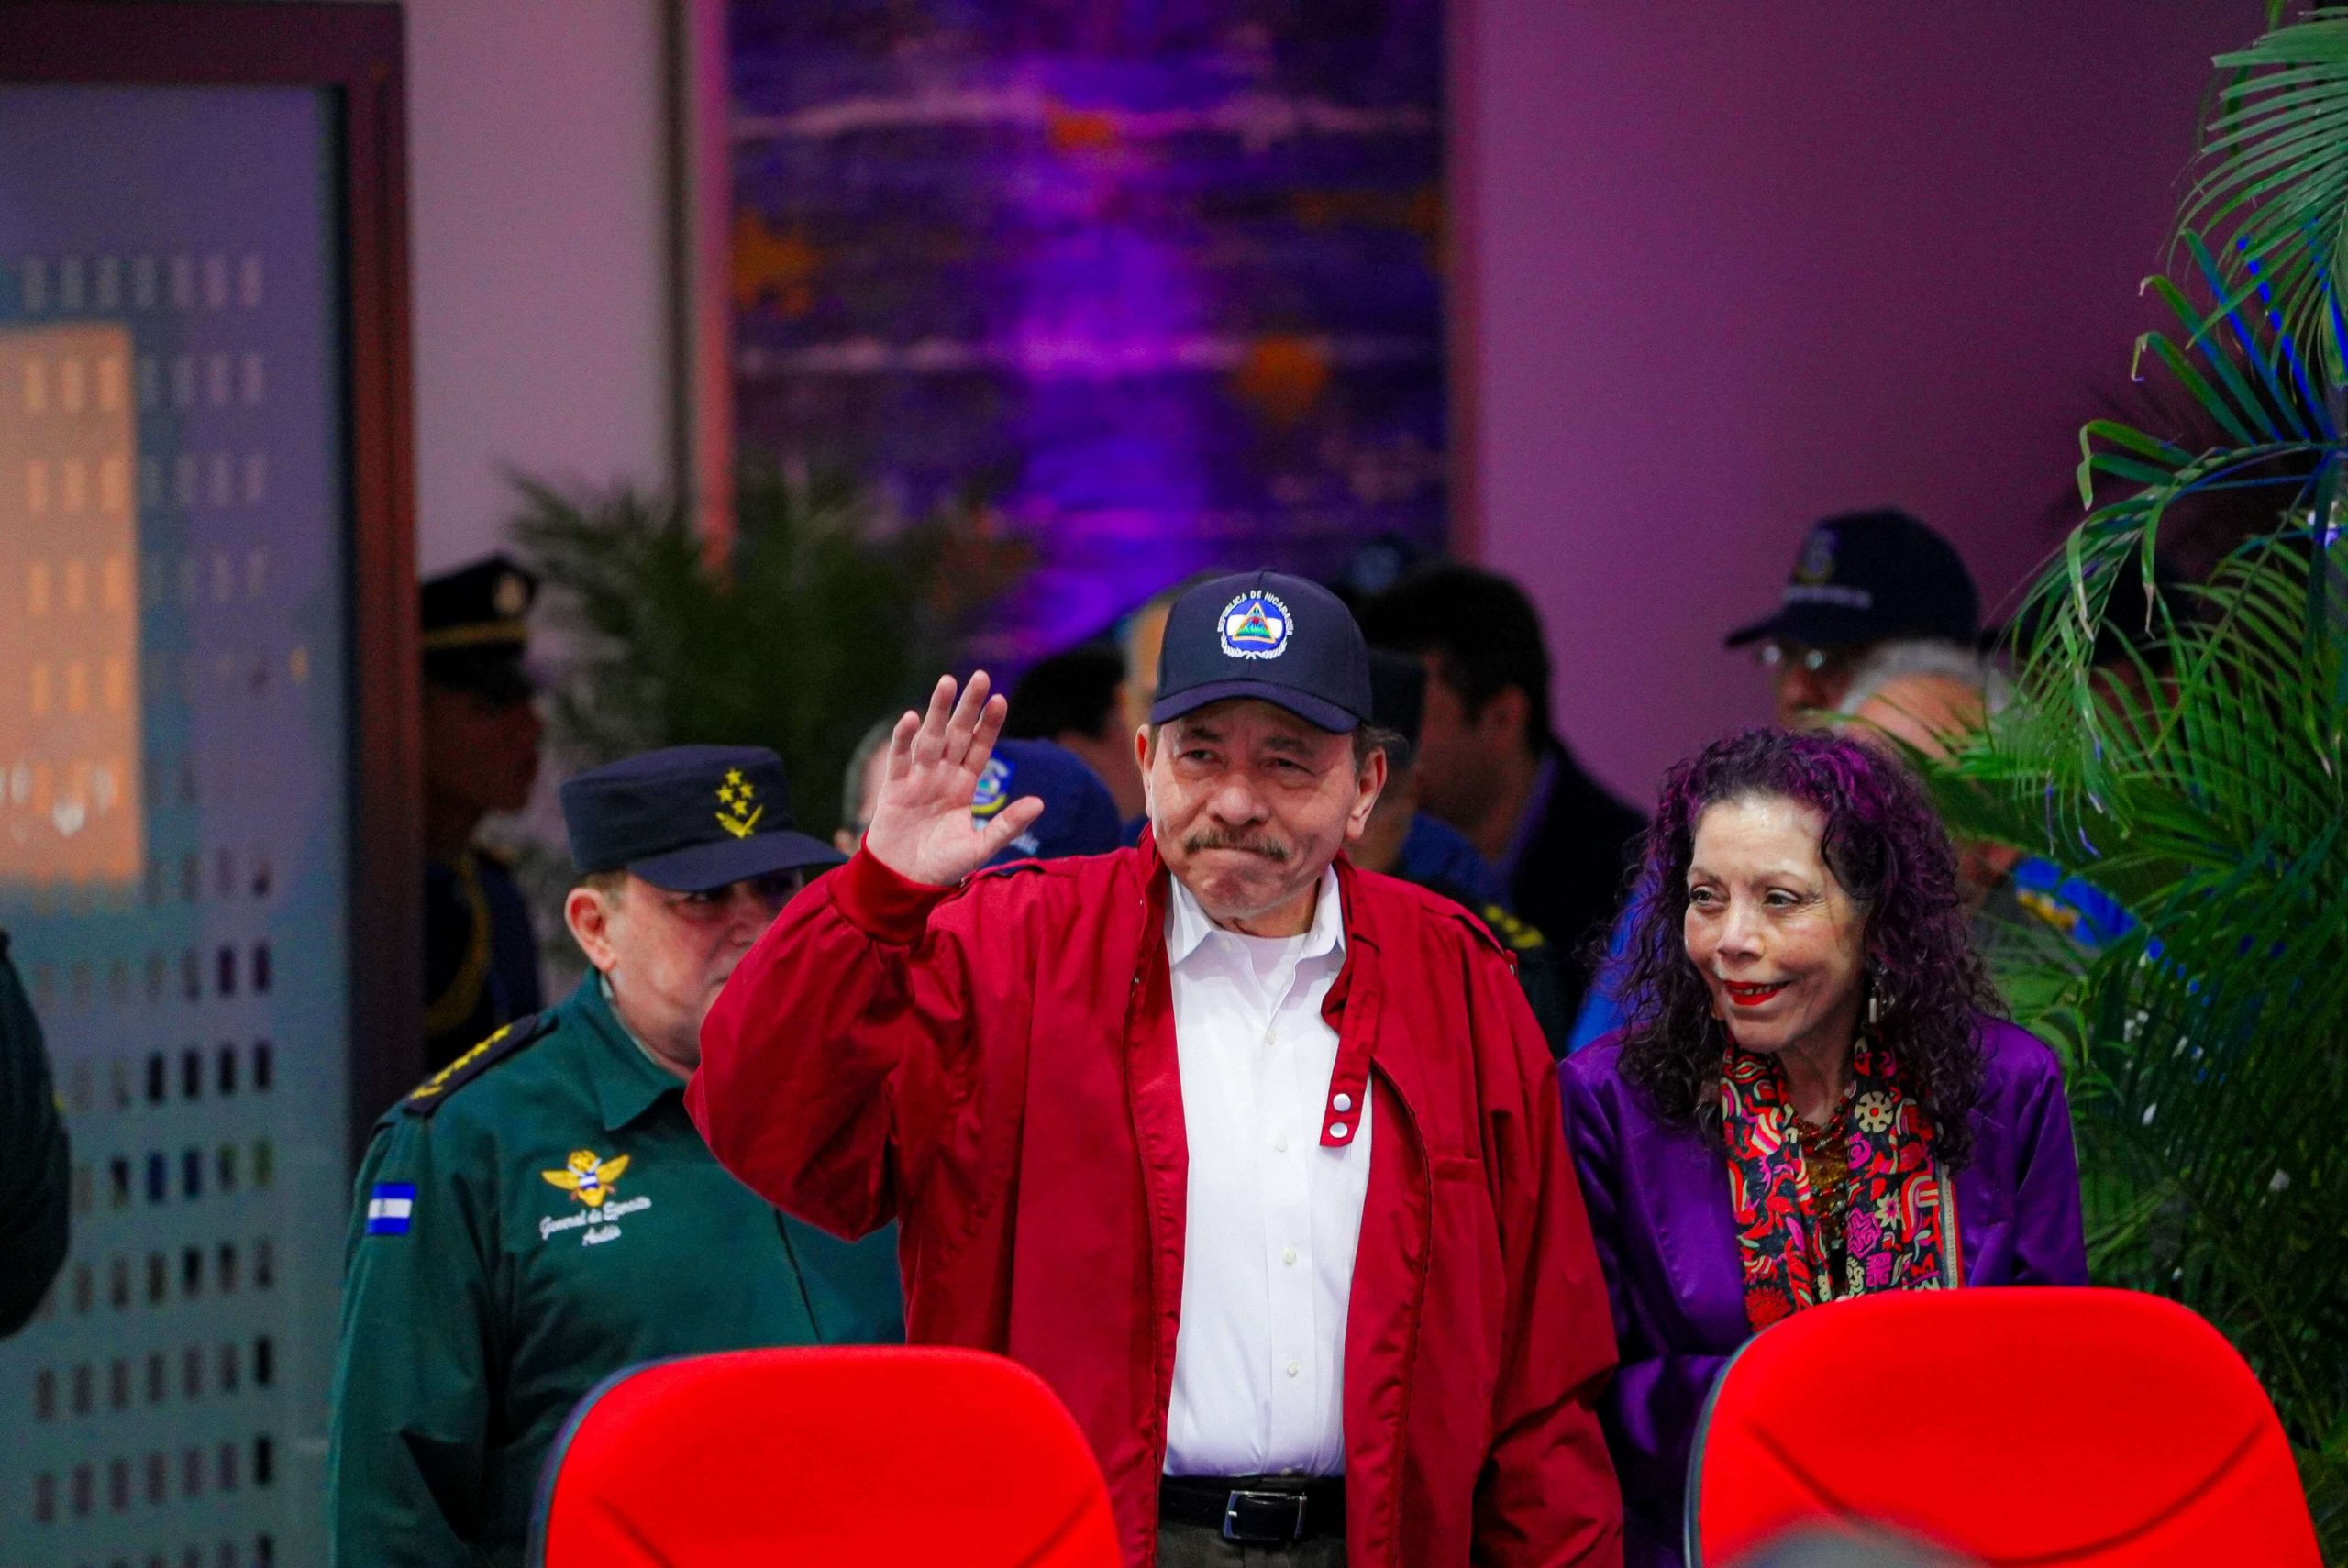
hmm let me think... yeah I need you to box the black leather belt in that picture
[1159,1475,1346,1542]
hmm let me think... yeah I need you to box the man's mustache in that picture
[1183,831,1290,861]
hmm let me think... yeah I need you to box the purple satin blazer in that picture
[1563,1017,2088,1567]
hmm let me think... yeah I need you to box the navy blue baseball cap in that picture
[1726,509,1980,651]
[559,745,843,892]
[1148,569,1371,734]
[973,740,1124,867]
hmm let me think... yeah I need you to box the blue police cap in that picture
[1148,569,1370,734]
[559,745,842,893]
[973,740,1124,868]
[1725,508,1980,652]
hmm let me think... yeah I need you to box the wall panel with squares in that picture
[1,9,416,1564]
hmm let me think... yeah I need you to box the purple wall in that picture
[1452,3,2247,805]
[406,0,672,575]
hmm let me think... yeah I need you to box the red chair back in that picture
[530,1345,1120,1568]
[1689,1286,2320,1566]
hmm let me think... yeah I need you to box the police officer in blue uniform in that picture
[329,745,904,1568]
[420,555,547,1072]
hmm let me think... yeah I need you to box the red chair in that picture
[1687,1286,2320,1566]
[529,1345,1120,1567]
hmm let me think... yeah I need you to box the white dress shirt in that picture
[1163,867,1371,1478]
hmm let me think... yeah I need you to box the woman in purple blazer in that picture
[1562,728,2088,1567]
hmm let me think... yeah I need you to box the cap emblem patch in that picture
[493,571,529,617]
[715,767,763,840]
[1795,528,1838,586]
[1218,591,1291,660]
[970,756,1013,819]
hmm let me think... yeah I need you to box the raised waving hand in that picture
[861,672,1045,887]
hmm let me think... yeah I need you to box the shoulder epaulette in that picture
[1399,876,1512,956]
[1435,900,1510,958]
[970,858,1049,882]
[1478,901,1549,953]
[2014,887,2086,939]
[401,1011,558,1117]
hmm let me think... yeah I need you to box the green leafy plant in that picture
[511,468,1029,833]
[1935,8,2348,1551]
[494,469,1028,986]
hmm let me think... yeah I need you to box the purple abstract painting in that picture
[728,1,1447,660]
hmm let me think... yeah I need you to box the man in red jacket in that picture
[692,571,1622,1568]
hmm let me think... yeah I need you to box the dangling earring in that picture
[1866,976,1884,1031]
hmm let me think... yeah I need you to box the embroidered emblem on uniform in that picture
[714,767,763,839]
[970,756,1013,819]
[541,1149,631,1208]
[1795,528,1838,585]
[1219,591,1291,660]
[366,1182,416,1235]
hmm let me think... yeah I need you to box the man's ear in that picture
[565,886,619,974]
[1344,745,1390,841]
[1134,724,1157,811]
[1477,687,1532,750]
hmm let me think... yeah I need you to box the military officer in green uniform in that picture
[328,745,904,1567]
[420,555,547,1074]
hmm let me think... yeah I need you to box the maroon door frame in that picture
[6,2,422,1161]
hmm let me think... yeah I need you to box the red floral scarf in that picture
[1719,1037,1952,1330]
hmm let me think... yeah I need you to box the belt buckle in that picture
[1223,1488,1308,1543]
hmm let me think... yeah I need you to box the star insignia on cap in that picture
[715,768,762,839]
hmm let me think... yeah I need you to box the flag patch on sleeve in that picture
[366,1182,416,1235]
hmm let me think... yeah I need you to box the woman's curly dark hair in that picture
[1614,726,1999,1168]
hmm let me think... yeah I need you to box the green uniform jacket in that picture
[327,976,903,1567]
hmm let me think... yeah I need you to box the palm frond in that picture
[1941,532,2348,1480]
[1905,6,2348,1545]
[508,467,1032,839]
[2182,14,2348,384]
